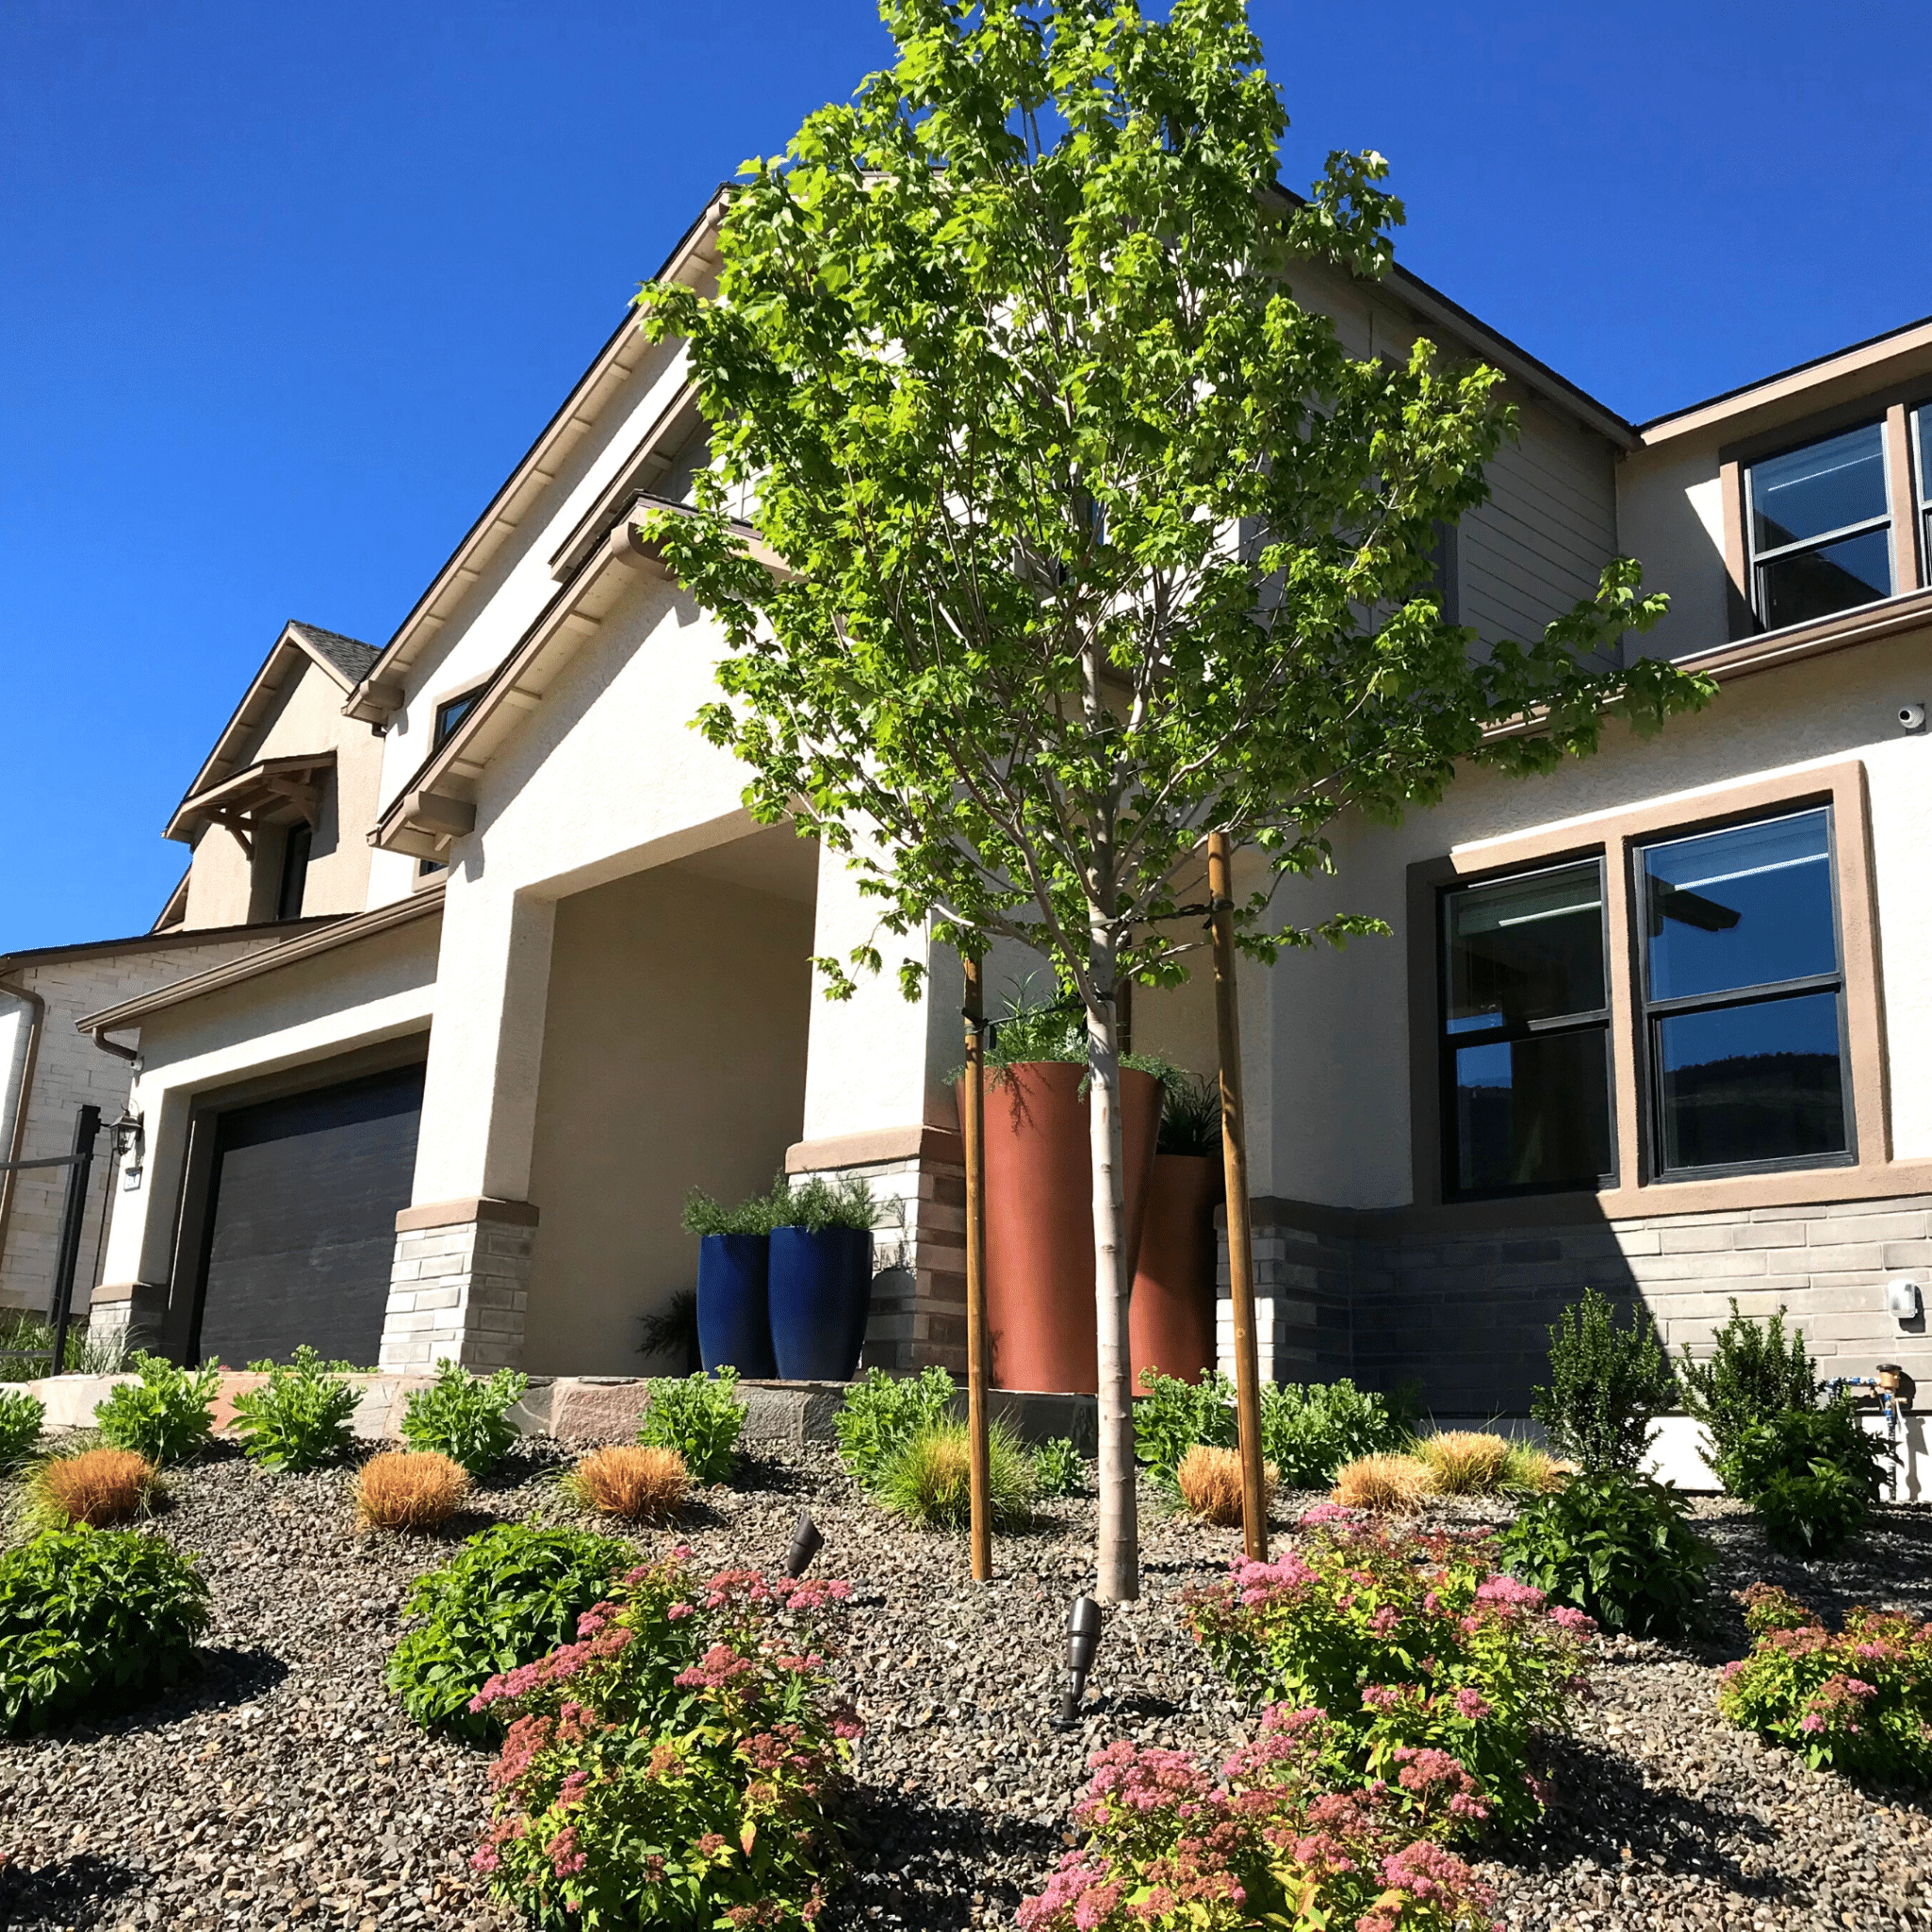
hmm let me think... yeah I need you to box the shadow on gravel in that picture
[830,1789,1060,1930]
[0,1849,140,1930]
[730,1453,814,1497]
[1494,1735,1787,1902]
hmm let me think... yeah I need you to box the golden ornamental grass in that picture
[1332,1452,1433,1514]
[1416,1431,1514,1497]
[1501,1444,1571,1495]
[1175,1445,1277,1528]
[565,1446,690,1523]
[356,1450,468,1532]
[33,1448,159,1527]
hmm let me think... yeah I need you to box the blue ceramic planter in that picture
[768,1225,874,1383]
[696,1233,776,1378]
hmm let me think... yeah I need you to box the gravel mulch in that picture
[0,1440,1929,1930]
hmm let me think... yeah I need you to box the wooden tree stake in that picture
[1209,831,1269,1563]
[962,952,993,1581]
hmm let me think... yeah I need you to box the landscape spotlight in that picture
[1052,1594,1103,1730]
[785,1511,824,1579]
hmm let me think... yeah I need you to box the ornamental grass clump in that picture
[470,1547,860,1929]
[401,1360,530,1478]
[1183,1506,1596,1835]
[877,1417,1034,1531]
[1717,1582,1932,1781]
[1499,1442,1568,1497]
[1416,1432,1512,1497]
[388,1524,632,1742]
[1017,1706,1498,1932]
[1175,1444,1275,1527]
[0,1528,210,1731]
[564,1445,690,1523]
[92,1353,217,1465]
[834,1364,956,1492]
[25,1448,160,1529]
[1333,1452,1433,1514]
[637,1367,745,1485]
[356,1450,469,1533]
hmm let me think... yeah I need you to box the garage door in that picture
[191,1062,425,1367]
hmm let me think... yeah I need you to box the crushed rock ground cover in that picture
[0,1438,1930,1930]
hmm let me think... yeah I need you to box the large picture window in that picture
[1635,807,1851,1176]
[1744,423,1893,630]
[1439,860,1614,1198]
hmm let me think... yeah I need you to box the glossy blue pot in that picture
[768,1225,874,1383]
[696,1234,776,1378]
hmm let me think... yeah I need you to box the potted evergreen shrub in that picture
[967,986,1161,1395]
[767,1174,879,1383]
[680,1187,777,1379]
[1130,1071,1222,1388]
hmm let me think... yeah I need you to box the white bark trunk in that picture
[1087,941,1138,1604]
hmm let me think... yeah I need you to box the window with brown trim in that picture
[1744,422,1893,630]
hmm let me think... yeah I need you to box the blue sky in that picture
[3,0,1926,951]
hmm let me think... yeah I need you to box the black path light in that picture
[784,1510,824,1579]
[1051,1594,1104,1730]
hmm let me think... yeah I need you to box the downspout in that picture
[0,972,47,1276]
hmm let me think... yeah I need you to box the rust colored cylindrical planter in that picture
[1130,1153,1222,1390]
[974,1061,1161,1395]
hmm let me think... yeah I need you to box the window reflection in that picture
[1657,991,1847,1171]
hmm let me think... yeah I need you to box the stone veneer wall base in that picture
[377,1204,534,1373]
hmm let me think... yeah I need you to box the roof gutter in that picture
[0,974,46,1281]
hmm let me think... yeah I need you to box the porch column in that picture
[378,885,555,1372]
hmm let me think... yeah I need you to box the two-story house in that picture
[73,190,1932,1414]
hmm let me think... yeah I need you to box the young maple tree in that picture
[636,0,1711,1601]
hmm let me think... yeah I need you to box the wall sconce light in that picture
[1886,1278,1922,1321]
[1052,1594,1103,1730]
[784,1511,824,1579]
[107,1107,144,1187]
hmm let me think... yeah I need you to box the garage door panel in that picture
[194,1062,424,1368]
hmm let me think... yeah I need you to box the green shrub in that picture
[1726,1403,1889,1556]
[680,1185,778,1238]
[92,1353,218,1465]
[1183,1506,1596,1836]
[0,1389,44,1470]
[1154,1069,1220,1155]
[471,1547,858,1927]
[1531,1288,1677,1475]
[0,1528,210,1730]
[1718,1583,1932,1781]
[1017,1709,1499,1932]
[1500,1470,1712,1638]
[400,1359,530,1477]
[877,1418,1034,1531]
[1260,1377,1414,1487]
[636,1368,745,1484]
[1134,1367,1236,1489]
[1031,1435,1084,1497]
[1678,1298,1816,1475]
[767,1171,878,1233]
[833,1364,955,1490]
[387,1523,631,1743]
[229,1347,361,1472]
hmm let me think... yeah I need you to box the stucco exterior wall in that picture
[0,931,313,1313]
[98,916,440,1292]
[179,655,386,929]
[1252,629,1932,1213]
[522,861,815,1376]
[1615,428,1733,664]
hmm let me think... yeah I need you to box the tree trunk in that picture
[1087,939,1139,1604]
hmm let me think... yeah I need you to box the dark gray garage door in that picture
[190,1062,425,1367]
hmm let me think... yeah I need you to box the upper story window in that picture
[1440,860,1614,1197]
[434,688,483,747]
[1635,808,1850,1176]
[1914,405,1932,572]
[275,821,312,922]
[1745,422,1892,630]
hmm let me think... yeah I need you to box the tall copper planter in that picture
[973,1061,1161,1395]
[1130,1153,1221,1390]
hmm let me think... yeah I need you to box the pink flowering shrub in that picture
[1016,1705,1498,1932]
[472,1546,861,1927]
[1716,1582,1932,1781]
[1182,1507,1595,1834]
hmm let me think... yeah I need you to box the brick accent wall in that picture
[1216,1192,1932,1412]
[0,934,287,1317]
[377,1216,532,1372]
[786,1152,968,1373]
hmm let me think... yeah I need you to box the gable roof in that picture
[341,189,732,726]
[168,619,376,841]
